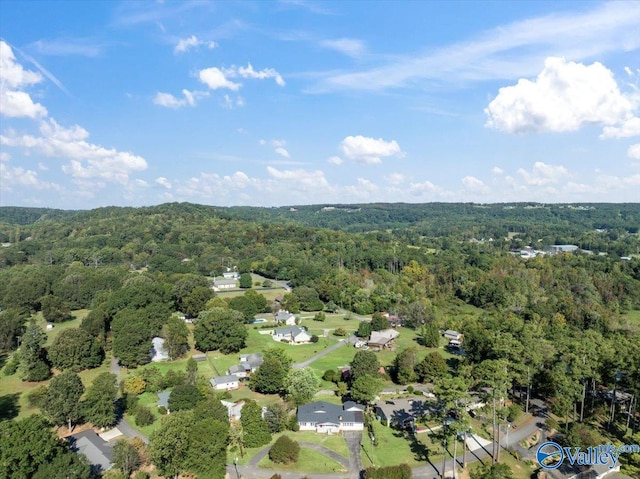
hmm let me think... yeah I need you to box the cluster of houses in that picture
[212,270,240,291]
[209,353,264,391]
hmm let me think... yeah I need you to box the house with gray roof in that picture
[68,430,114,473]
[273,325,311,344]
[275,310,297,325]
[375,397,436,428]
[210,375,239,391]
[157,390,171,412]
[297,401,365,434]
[213,278,237,290]
[228,353,264,379]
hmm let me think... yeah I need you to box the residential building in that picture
[157,390,171,413]
[213,278,237,290]
[376,397,436,428]
[368,329,400,350]
[273,325,311,344]
[67,430,114,473]
[443,330,462,341]
[209,375,240,391]
[275,310,297,325]
[297,401,365,433]
[221,400,244,421]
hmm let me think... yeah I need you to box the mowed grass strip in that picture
[257,446,347,474]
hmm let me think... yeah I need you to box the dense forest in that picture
[1,202,639,478]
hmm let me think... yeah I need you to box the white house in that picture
[151,337,169,362]
[275,310,296,325]
[213,278,237,290]
[223,270,240,280]
[297,401,365,433]
[273,326,311,344]
[209,375,240,391]
[443,330,462,341]
[221,400,244,420]
[228,353,263,379]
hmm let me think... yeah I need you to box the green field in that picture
[257,446,348,474]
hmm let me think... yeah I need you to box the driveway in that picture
[343,431,363,479]
[293,336,354,369]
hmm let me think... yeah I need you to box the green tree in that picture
[169,384,204,412]
[47,328,104,371]
[83,372,118,428]
[149,411,193,478]
[350,374,383,404]
[40,295,71,323]
[250,347,292,394]
[43,370,85,432]
[239,273,253,289]
[194,308,248,354]
[370,312,389,331]
[357,321,372,338]
[415,351,449,383]
[350,350,380,381]
[279,293,300,314]
[184,418,229,479]
[263,404,287,433]
[192,397,229,424]
[228,295,258,322]
[293,286,324,311]
[31,449,92,479]
[113,439,142,477]
[285,368,320,405]
[313,312,326,322]
[112,309,155,368]
[419,321,440,347]
[244,289,269,313]
[186,357,198,386]
[182,286,214,318]
[240,401,271,448]
[0,308,26,352]
[393,347,418,385]
[470,462,514,479]
[162,316,189,360]
[19,318,50,382]
[269,435,300,464]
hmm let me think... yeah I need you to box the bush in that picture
[157,406,167,415]
[3,357,19,376]
[269,435,300,464]
[364,464,411,479]
[133,473,150,479]
[134,406,155,426]
[288,414,300,431]
[323,369,339,383]
[313,312,326,322]
[310,335,319,343]
[406,385,414,395]
[333,327,347,337]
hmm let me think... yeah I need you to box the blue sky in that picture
[1,0,639,209]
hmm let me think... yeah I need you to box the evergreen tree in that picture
[420,321,440,347]
[240,401,271,448]
[350,350,380,381]
[393,347,418,385]
[40,295,71,323]
[19,319,50,382]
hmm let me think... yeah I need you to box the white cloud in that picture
[0,41,48,118]
[0,162,59,191]
[1,118,148,184]
[339,135,404,164]
[462,175,490,193]
[224,63,285,87]
[485,57,635,134]
[327,155,343,165]
[492,166,504,175]
[174,35,216,54]
[409,180,443,195]
[628,143,640,160]
[155,177,172,189]
[222,94,244,109]
[199,67,241,91]
[517,161,570,186]
[315,2,640,92]
[266,166,327,186]
[0,151,11,162]
[274,147,290,158]
[600,117,640,139]
[386,173,405,185]
[320,38,365,58]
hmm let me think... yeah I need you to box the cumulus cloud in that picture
[600,117,640,139]
[485,57,636,134]
[339,135,404,164]
[0,162,60,192]
[0,151,11,162]
[174,35,216,54]
[1,118,148,184]
[492,166,504,175]
[0,41,48,118]
[409,180,443,195]
[223,63,285,87]
[327,155,343,165]
[155,177,172,189]
[320,38,365,58]
[153,89,208,108]
[516,161,570,186]
[266,166,327,186]
[199,67,241,90]
[628,144,640,160]
[386,173,405,185]
[462,176,490,193]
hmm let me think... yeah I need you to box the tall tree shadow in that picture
[0,393,20,420]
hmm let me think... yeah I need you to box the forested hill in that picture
[1,202,639,236]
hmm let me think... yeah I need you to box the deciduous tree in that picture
[162,316,189,360]
[43,370,85,432]
[285,368,320,405]
[83,372,118,428]
[19,319,50,382]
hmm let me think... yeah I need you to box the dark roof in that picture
[68,430,113,472]
[297,401,365,425]
[274,325,306,337]
[229,364,246,374]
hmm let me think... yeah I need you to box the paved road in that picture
[292,336,355,369]
[110,354,150,444]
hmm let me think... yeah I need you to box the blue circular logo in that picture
[537,441,564,470]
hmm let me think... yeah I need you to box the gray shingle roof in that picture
[210,375,238,386]
[297,401,365,426]
[68,430,113,472]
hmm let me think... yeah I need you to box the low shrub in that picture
[134,406,155,426]
[269,435,300,464]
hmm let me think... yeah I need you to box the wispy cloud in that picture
[29,38,107,57]
[320,38,366,58]
[313,2,640,92]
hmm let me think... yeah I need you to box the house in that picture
[209,375,240,391]
[67,430,114,473]
[223,270,240,280]
[297,401,365,433]
[367,329,400,350]
[376,397,435,428]
[443,330,462,341]
[157,390,171,413]
[273,326,311,344]
[213,278,237,290]
[221,400,245,421]
[545,244,579,254]
[275,310,297,325]
[229,353,264,379]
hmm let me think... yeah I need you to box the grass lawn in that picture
[467,451,537,479]
[257,446,348,474]
[362,421,439,468]
[294,430,350,458]
[34,309,89,347]
[125,391,166,437]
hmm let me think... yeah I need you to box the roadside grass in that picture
[467,450,537,479]
[257,446,348,474]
